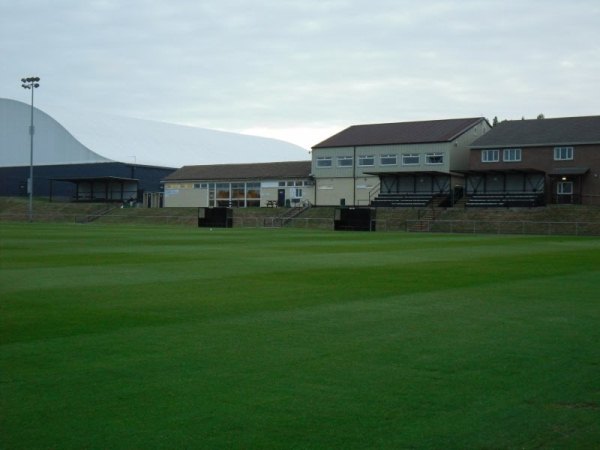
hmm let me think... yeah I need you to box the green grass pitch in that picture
[1,223,599,449]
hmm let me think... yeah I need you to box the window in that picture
[209,181,261,207]
[278,181,286,187]
[193,183,201,189]
[292,188,303,198]
[425,153,444,165]
[554,146,574,160]
[481,149,500,163]
[380,154,397,165]
[215,183,230,206]
[358,155,375,166]
[557,181,573,195]
[231,183,245,199]
[402,154,420,165]
[247,183,260,200]
[316,157,332,168]
[503,148,522,162]
[337,156,353,167]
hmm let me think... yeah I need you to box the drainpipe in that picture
[353,146,357,206]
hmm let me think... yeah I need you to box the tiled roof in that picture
[312,117,486,148]
[471,116,600,148]
[163,160,312,181]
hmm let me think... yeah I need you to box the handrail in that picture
[281,204,311,226]
[80,206,120,223]
[368,182,381,204]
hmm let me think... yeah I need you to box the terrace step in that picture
[466,192,544,208]
[371,192,435,208]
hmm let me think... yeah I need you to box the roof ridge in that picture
[313,117,486,148]
[348,117,484,128]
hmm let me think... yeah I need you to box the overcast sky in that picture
[2,0,599,149]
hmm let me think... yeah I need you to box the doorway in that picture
[277,189,285,207]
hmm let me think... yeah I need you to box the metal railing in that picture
[3,213,598,236]
[368,182,381,205]
[0,213,198,226]
[402,219,600,236]
[235,216,333,230]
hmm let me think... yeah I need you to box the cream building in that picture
[163,161,313,208]
[311,118,491,207]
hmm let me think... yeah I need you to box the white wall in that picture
[0,98,111,167]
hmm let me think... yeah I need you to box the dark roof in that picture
[163,160,312,181]
[471,116,600,148]
[548,167,590,176]
[458,168,545,175]
[52,176,138,182]
[312,117,486,148]
[363,170,461,177]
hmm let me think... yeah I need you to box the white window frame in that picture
[425,153,444,165]
[503,148,522,162]
[337,156,353,167]
[557,181,573,195]
[402,154,420,166]
[380,154,397,166]
[358,155,375,167]
[554,146,574,161]
[481,149,500,163]
[316,157,332,168]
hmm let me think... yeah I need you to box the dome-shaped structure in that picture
[0,98,308,202]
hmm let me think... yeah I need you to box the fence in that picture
[0,213,198,226]
[234,216,333,230]
[3,213,599,236]
[403,219,600,236]
[0,213,333,229]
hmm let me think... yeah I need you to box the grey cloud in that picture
[2,0,599,146]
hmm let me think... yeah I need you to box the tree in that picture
[537,113,545,119]
[492,116,499,126]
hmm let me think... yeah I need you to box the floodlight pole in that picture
[21,77,40,222]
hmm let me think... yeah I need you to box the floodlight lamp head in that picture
[34,77,40,82]
[21,78,26,83]
[34,83,40,88]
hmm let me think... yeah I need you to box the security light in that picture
[21,76,41,222]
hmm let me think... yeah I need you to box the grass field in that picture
[1,223,599,449]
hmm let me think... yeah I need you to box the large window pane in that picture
[232,182,245,199]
